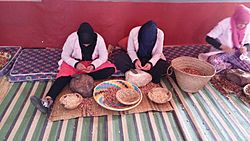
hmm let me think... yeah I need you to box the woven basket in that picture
[170,56,215,93]
[148,87,172,104]
[59,93,83,110]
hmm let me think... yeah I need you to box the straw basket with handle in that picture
[168,56,216,93]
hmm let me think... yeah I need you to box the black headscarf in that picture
[137,20,157,60]
[77,22,97,61]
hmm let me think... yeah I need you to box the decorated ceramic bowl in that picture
[93,80,142,111]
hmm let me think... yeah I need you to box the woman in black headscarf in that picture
[114,20,169,83]
[30,22,116,114]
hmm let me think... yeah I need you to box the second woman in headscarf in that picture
[114,20,169,83]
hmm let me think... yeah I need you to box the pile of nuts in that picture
[181,68,205,76]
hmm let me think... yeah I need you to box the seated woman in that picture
[204,4,250,72]
[30,22,116,114]
[114,20,169,83]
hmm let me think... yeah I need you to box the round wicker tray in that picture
[148,87,172,104]
[59,93,83,110]
[116,88,141,105]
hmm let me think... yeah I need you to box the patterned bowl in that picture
[93,80,142,111]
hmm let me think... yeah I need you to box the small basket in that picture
[169,56,216,93]
[116,88,141,105]
[148,87,172,104]
[243,84,250,98]
[59,93,83,110]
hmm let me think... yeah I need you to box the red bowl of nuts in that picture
[243,84,250,98]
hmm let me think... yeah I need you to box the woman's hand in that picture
[142,63,152,71]
[85,65,94,73]
[76,63,86,70]
[220,45,235,54]
[135,59,143,69]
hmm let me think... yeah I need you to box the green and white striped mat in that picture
[0,76,249,141]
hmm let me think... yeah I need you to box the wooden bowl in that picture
[243,84,250,98]
[116,88,141,105]
[148,87,172,104]
[59,93,83,110]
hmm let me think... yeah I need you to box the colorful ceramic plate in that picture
[93,80,142,111]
